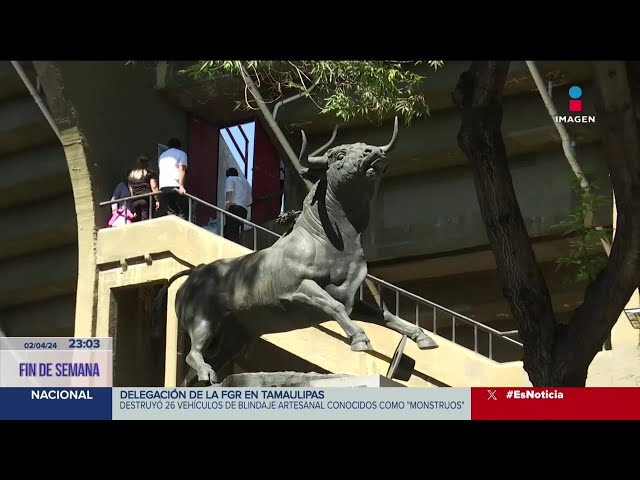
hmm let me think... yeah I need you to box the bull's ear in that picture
[300,167,325,182]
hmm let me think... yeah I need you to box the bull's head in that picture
[298,117,399,196]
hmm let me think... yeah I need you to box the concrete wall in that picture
[34,61,188,335]
[0,62,77,337]
[587,202,640,386]
[366,142,610,261]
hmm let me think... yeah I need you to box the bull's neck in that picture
[297,179,372,251]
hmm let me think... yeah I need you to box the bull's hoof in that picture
[416,334,439,350]
[351,340,373,352]
[197,365,218,385]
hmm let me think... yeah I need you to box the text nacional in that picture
[31,389,94,400]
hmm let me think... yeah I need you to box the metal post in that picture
[188,198,193,223]
[489,335,493,360]
[452,316,456,343]
[395,291,400,316]
[433,307,437,334]
[253,228,257,251]
[474,326,478,353]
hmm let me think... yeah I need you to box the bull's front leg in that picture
[352,299,438,350]
[288,279,373,351]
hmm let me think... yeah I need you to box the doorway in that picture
[110,282,166,387]
[218,121,255,227]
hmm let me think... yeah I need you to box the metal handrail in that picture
[100,189,524,360]
[99,191,162,205]
[368,274,522,341]
[100,190,274,236]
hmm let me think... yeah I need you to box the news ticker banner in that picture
[4,386,640,420]
[2,337,640,420]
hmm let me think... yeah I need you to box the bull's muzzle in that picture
[364,156,388,176]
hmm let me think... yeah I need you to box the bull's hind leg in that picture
[210,327,250,382]
[288,279,373,351]
[352,299,438,350]
[185,317,218,384]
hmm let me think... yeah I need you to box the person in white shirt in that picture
[223,167,252,242]
[158,138,189,219]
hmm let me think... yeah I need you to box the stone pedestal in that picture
[214,371,405,388]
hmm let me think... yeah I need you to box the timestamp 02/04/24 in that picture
[21,339,103,350]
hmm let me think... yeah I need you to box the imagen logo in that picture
[554,85,596,124]
[569,85,583,112]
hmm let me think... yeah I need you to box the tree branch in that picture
[238,63,313,191]
[555,62,640,373]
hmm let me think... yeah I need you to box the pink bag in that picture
[108,207,135,227]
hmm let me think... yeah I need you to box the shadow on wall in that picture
[110,282,167,387]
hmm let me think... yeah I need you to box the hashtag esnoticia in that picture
[506,390,564,399]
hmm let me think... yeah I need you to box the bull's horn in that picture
[299,132,327,168]
[302,155,329,168]
[298,124,339,169]
[380,116,399,153]
[304,156,327,167]
[309,124,339,157]
[298,130,308,163]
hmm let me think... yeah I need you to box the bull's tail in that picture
[151,269,193,338]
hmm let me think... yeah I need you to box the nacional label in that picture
[31,389,96,400]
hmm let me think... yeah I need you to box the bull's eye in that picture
[336,152,345,161]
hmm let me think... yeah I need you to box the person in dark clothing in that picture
[110,174,132,213]
[111,180,130,210]
[128,155,159,221]
[223,167,252,243]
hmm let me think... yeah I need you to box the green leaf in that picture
[554,175,612,284]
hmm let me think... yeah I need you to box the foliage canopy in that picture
[181,60,444,124]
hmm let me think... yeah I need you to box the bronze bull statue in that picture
[152,117,438,385]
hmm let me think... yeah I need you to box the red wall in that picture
[251,119,281,224]
[186,115,219,226]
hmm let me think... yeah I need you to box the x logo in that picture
[487,390,497,400]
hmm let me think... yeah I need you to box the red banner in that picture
[471,388,640,420]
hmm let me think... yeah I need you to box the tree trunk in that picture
[452,62,560,385]
[453,61,640,386]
